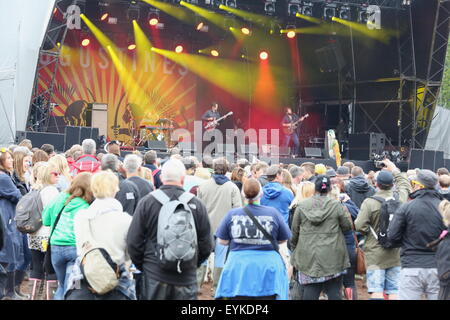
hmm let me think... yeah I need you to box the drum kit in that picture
[137,118,178,148]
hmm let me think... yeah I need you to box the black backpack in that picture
[15,189,44,234]
[370,196,402,249]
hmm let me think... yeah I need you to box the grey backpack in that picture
[152,190,197,273]
[15,189,44,234]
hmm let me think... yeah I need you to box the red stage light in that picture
[175,45,184,53]
[81,39,90,47]
[101,13,109,21]
[128,44,136,51]
[287,31,296,39]
[259,51,269,60]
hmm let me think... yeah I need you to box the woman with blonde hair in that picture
[65,171,135,300]
[290,181,315,210]
[281,169,296,196]
[138,166,154,186]
[48,154,72,191]
[28,162,60,299]
[41,172,94,300]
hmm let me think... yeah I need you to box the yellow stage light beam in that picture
[280,26,331,35]
[179,1,229,30]
[151,47,255,101]
[331,17,397,44]
[133,20,154,62]
[80,14,115,48]
[295,12,322,24]
[142,0,196,24]
[219,4,275,27]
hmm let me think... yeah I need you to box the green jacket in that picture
[354,172,411,270]
[290,194,352,277]
[42,192,90,246]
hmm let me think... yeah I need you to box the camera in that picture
[375,161,386,169]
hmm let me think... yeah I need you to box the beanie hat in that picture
[336,166,350,175]
[416,169,438,189]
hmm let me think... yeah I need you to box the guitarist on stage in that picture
[281,107,307,157]
[202,102,221,129]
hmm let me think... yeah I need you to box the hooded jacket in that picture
[290,195,352,277]
[261,182,294,225]
[388,188,446,268]
[345,175,376,208]
[71,154,101,175]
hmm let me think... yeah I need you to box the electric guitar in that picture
[204,111,233,131]
[282,113,309,135]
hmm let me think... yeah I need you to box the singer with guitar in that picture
[281,107,309,157]
[202,102,221,128]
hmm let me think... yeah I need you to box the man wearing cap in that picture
[261,165,295,226]
[355,159,411,300]
[388,169,446,300]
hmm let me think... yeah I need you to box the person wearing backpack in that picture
[127,159,213,300]
[41,172,94,300]
[65,171,135,300]
[387,169,446,300]
[355,159,412,300]
[0,149,24,300]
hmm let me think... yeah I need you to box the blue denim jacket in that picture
[66,256,136,300]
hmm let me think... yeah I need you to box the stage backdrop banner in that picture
[40,45,196,145]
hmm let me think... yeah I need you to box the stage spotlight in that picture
[196,22,209,32]
[241,27,251,35]
[81,38,90,47]
[302,2,313,16]
[259,51,269,60]
[224,0,236,8]
[358,7,369,24]
[339,6,351,20]
[211,50,219,57]
[287,30,296,39]
[264,0,276,16]
[288,0,301,16]
[101,13,109,21]
[324,3,337,21]
[128,44,136,51]
[149,18,159,26]
[175,45,184,53]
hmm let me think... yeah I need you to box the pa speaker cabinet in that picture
[423,150,436,171]
[409,149,424,170]
[20,131,65,152]
[434,151,445,171]
[64,126,82,151]
[304,147,322,158]
[348,133,386,160]
[145,140,167,151]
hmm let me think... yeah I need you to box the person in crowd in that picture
[261,165,294,226]
[138,166,155,186]
[65,171,135,300]
[336,166,351,182]
[329,184,359,300]
[28,162,60,299]
[198,158,242,293]
[326,169,337,178]
[343,161,355,172]
[0,149,25,300]
[437,168,449,176]
[71,139,101,175]
[367,171,377,187]
[289,166,305,188]
[101,154,139,216]
[18,139,32,151]
[41,172,93,300]
[182,157,203,192]
[253,162,269,187]
[41,144,55,158]
[388,169,447,300]
[127,159,212,300]
[315,164,327,176]
[345,166,376,208]
[105,141,123,161]
[12,149,32,195]
[65,144,82,172]
[355,159,411,300]
[438,174,450,201]
[215,178,291,300]
[290,175,352,300]
[143,150,162,189]
[231,166,245,192]
[48,154,72,192]
[430,200,450,300]
[189,167,211,196]
[299,162,316,183]
[281,169,296,196]
[290,181,315,210]
[202,155,214,175]
[32,149,49,164]
[123,154,153,199]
